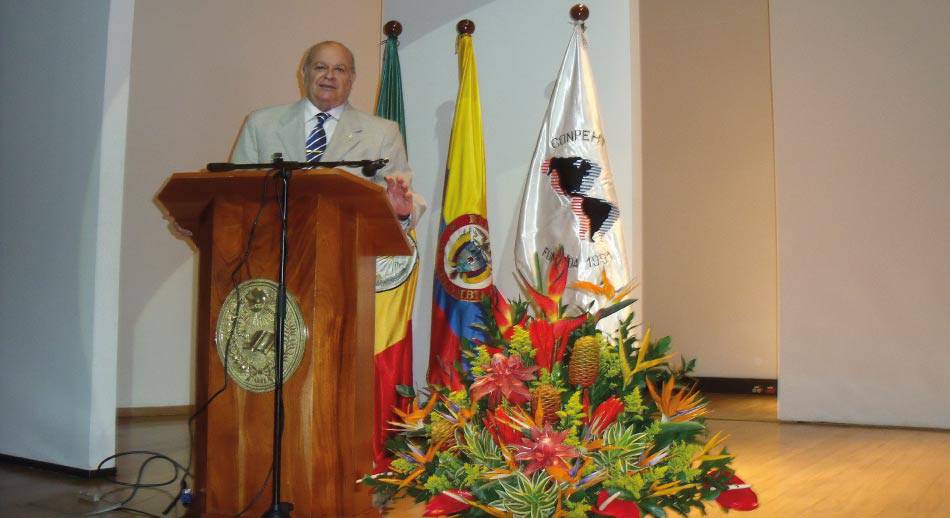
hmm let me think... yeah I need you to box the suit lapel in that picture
[324,104,362,161]
[276,100,307,162]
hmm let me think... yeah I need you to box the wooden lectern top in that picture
[156,168,411,256]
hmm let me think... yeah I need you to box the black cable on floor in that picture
[93,173,276,517]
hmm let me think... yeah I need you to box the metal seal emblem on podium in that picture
[375,230,419,292]
[214,279,308,393]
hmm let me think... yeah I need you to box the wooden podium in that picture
[156,169,409,517]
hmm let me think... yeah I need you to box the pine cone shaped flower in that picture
[568,335,601,387]
[430,418,456,449]
[532,383,562,425]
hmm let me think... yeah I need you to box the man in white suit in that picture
[232,41,426,225]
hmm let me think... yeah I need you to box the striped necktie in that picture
[306,112,331,163]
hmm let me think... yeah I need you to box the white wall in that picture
[772,0,950,427]
[384,0,640,386]
[639,0,777,379]
[117,0,383,407]
[0,0,129,470]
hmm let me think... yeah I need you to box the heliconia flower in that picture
[529,316,587,371]
[590,396,624,434]
[423,490,474,516]
[528,319,556,370]
[490,286,517,340]
[713,472,759,511]
[593,490,640,517]
[515,246,572,321]
[470,354,538,405]
[546,246,570,299]
[514,425,578,475]
[483,406,523,445]
[552,315,587,360]
[516,271,559,320]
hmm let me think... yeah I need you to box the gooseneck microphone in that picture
[206,158,388,176]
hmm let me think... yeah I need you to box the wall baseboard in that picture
[0,453,116,479]
[691,376,778,395]
[116,405,194,418]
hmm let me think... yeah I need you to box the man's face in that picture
[303,43,355,111]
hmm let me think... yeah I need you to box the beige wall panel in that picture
[118,0,382,407]
[771,0,950,427]
[640,1,777,378]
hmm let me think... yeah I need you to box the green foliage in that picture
[493,471,559,518]
[423,473,452,494]
[603,472,646,500]
[471,345,492,377]
[623,386,647,420]
[368,276,743,517]
[666,442,702,482]
[458,424,505,468]
[390,457,414,474]
[508,325,536,361]
[556,391,585,429]
[395,384,416,398]
[563,499,593,518]
[593,423,649,475]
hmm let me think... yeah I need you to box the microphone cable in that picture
[89,172,276,517]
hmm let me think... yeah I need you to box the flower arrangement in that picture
[364,248,756,517]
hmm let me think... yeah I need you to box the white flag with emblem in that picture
[515,23,632,323]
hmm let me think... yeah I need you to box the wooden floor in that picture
[3,395,950,517]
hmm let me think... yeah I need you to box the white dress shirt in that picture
[304,100,345,144]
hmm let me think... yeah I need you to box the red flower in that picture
[552,316,586,360]
[528,319,556,370]
[516,246,571,321]
[514,425,578,475]
[483,406,523,445]
[590,396,624,434]
[593,490,640,517]
[423,490,473,516]
[470,354,538,405]
[528,316,586,371]
[715,473,759,511]
[547,246,569,300]
[491,286,517,340]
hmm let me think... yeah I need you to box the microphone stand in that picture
[205,154,387,518]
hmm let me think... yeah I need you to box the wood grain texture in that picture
[157,169,404,517]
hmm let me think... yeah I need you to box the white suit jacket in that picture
[231,100,426,224]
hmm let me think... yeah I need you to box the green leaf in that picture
[395,384,416,398]
[594,298,637,321]
[654,336,672,356]
[640,501,667,518]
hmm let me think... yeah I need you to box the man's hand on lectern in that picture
[385,176,413,220]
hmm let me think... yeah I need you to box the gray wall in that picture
[0,0,119,469]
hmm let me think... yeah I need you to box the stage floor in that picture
[3,395,949,517]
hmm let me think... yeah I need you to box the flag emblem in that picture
[437,214,492,300]
[375,231,419,292]
[541,156,619,241]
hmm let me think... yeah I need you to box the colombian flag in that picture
[427,30,493,390]
[373,31,418,467]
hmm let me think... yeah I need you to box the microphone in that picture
[360,159,388,177]
[206,162,237,172]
